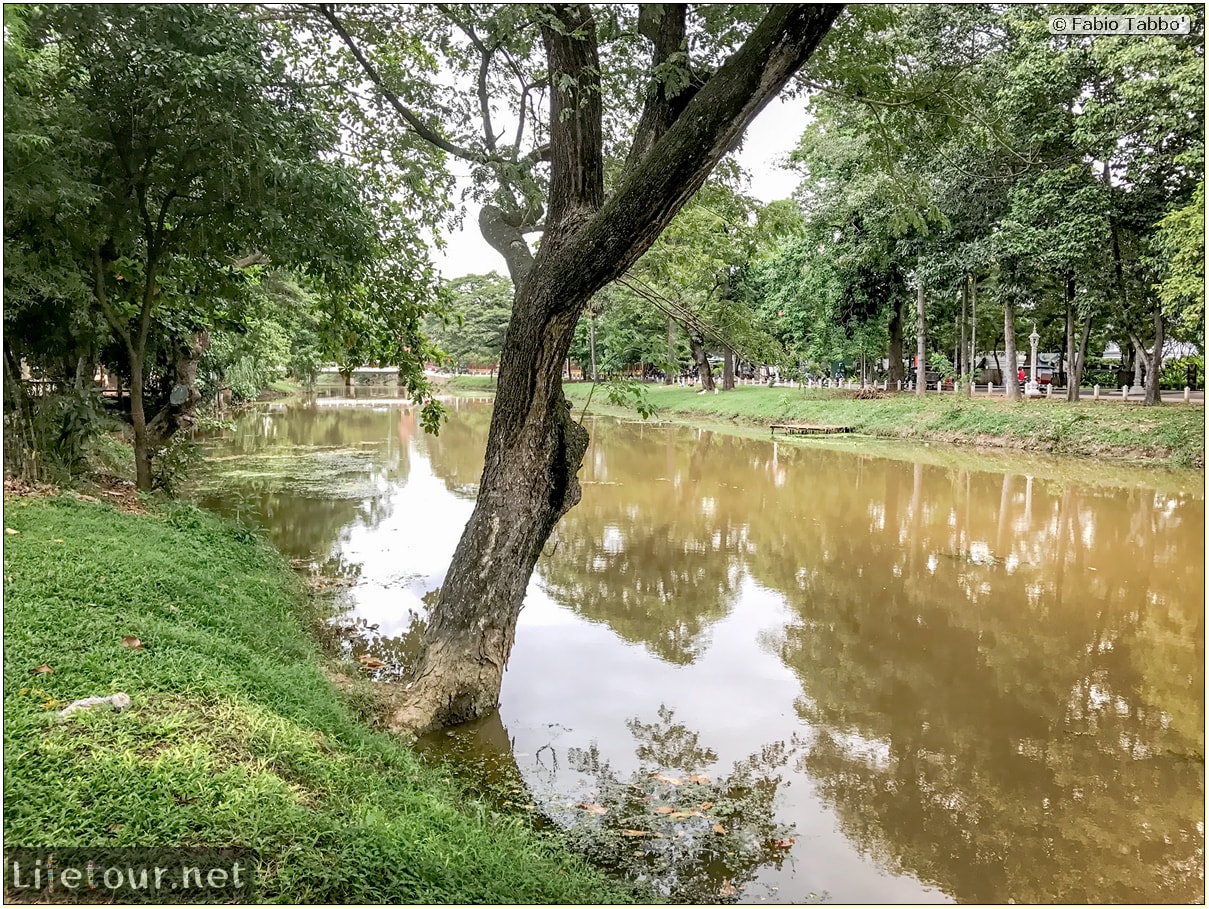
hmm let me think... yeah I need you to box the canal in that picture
[195,396,1205,904]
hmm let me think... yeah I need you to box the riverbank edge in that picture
[434,376,1205,471]
[1,493,644,904]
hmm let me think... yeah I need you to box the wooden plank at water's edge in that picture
[770,423,854,436]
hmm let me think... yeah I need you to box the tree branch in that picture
[540,4,604,232]
[622,4,692,176]
[317,4,487,164]
[436,3,499,152]
[553,4,844,301]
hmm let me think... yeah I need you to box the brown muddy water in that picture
[195,395,1205,904]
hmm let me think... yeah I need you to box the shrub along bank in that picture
[2,494,642,904]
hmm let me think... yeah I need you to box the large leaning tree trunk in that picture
[384,4,840,735]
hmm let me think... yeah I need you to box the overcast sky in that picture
[432,94,811,279]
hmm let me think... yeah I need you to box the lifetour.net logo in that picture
[5,847,257,903]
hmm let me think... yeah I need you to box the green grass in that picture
[2,495,643,904]
[557,383,1204,470]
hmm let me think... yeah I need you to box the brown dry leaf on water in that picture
[772,837,796,849]
[719,880,737,898]
[652,772,683,786]
[620,829,649,837]
[358,656,385,670]
[121,635,144,650]
[712,823,727,835]
[699,801,713,810]
[653,805,675,815]
[689,773,710,785]
[577,803,608,816]
[29,664,53,675]
[669,811,691,820]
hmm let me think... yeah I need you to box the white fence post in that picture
[1093,384,1100,401]
[1185,386,1191,403]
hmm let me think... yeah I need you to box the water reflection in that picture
[197,400,1205,904]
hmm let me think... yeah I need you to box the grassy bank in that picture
[436,376,1204,469]
[2,495,640,904]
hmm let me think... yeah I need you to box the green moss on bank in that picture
[2,496,640,904]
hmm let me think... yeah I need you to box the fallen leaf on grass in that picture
[712,823,727,834]
[689,773,710,785]
[577,803,608,815]
[121,635,144,650]
[620,829,649,837]
[29,664,53,675]
[52,538,64,543]
[5,528,18,535]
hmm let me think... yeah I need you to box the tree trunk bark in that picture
[665,316,675,384]
[689,336,715,391]
[959,278,969,395]
[888,296,905,385]
[129,354,152,491]
[968,275,976,396]
[384,2,839,736]
[589,317,598,382]
[146,331,211,447]
[1004,295,1020,401]
[915,283,927,395]
[722,347,735,390]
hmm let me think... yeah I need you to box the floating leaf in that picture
[713,823,727,834]
[620,829,649,837]
[720,880,737,898]
[121,635,144,650]
[653,805,674,815]
[689,773,710,785]
[29,664,53,675]
[358,657,385,669]
[653,773,683,786]
[577,803,607,815]
[669,811,690,820]
[699,801,713,810]
[772,837,796,849]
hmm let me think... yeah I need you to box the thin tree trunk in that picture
[665,316,675,384]
[968,275,976,396]
[129,353,152,491]
[1004,295,1020,400]
[689,336,715,391]
[959,278,968,394]
[915,283,927,395]
[589,317,598,382]
[888,296,905,385]
[722,347,735,390]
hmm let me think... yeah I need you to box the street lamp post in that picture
[1027,323,1041,397]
